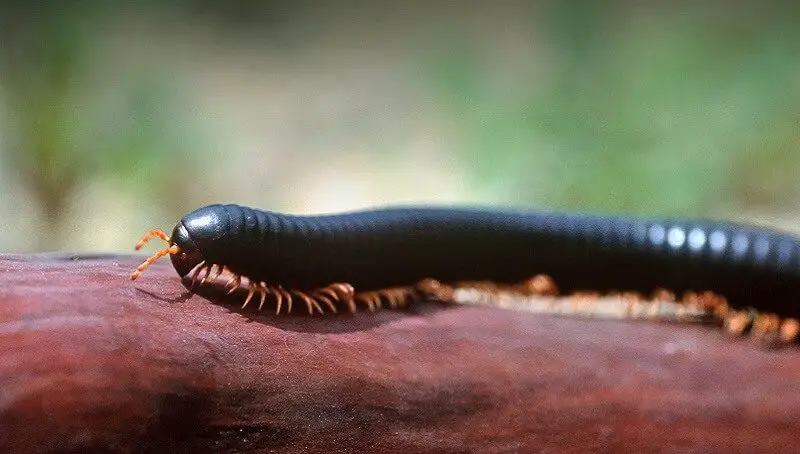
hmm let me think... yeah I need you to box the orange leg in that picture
[320,283,356,313]
[225,274,242,294]
[242,280,258,309]
[314,293,338,314]
[355,293,378,312]
[190,261,208,288]
[284,289,294,314]
[205,265,223,285]
[223,279,433,316]
[781,319,799,343]
[292,291,319,315]
[195,264,213,287]
[275,287,291,314]
[257,282,269,311]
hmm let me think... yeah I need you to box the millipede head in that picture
[131,223,205,281]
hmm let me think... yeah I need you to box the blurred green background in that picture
[2,1,799,252]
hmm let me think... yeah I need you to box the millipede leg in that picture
[280,288,293,314]
[225,274,242,295]
[302,291,324,314]
[415,278,456,304]
[242,280,257,309]
[315,294,338,314]
[190,261,207,289]
[322,283,356,313]
[723,309,755,336]
[274,287,284,314]
[269,286,290,314]
[354,295,368,311]
[518,274,560,296]
[385,290,400,309]
[256,282,268,311]
[753,313,780,333]
[368,294,380,311]
[293,291,317,315]
[781,318,799,343]
[200,264,217,286]
[355,294,378,312]
[318,288,337,301]
[388,288,414,308]
[226,280,423,316]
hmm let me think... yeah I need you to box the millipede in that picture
[131,204,800,345]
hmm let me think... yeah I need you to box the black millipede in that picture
[131,204,800,342]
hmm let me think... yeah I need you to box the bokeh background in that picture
[2,1,799,252]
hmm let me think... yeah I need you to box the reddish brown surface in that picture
[1,254,799,453]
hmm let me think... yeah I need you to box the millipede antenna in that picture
[131,228,180,280]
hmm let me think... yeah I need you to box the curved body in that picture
[171,204,800,316]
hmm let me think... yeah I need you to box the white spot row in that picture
[645,225,775,259]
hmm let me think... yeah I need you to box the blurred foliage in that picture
[1,1,799,251]
[427,1,800,216]
[1,2,206,249]
[2,3,92,233]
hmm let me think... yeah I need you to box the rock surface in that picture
[1,254,799,453]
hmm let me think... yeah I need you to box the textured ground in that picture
[1,254,799,453]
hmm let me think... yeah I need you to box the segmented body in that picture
[183,205,800,313]
[132,204,800,340]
